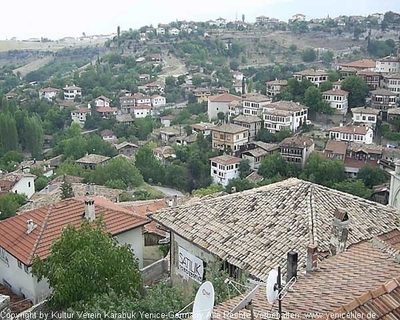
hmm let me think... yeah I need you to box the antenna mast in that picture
[277,266,282,320]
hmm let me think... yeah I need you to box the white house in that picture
[351,107,380,127]
[0,197,149,303]
[133,105,152,118]
[266,80,288,97]
[63,85,82,100]
[95,95,111,108]
[263,101,308,133]
[133,93,152,106]
[39,87,58,102]
[100,129,117,142]
[376,56,400,74]
[242,94,271,117]
[322,89,350,115]
[71,107,91,127]
[160,115,175,128]
[191,122,215,136]
[207,93,242,120]
[168,28,180,36]
[383,73,400,96]
[293,69,329,87]
[329,125,374,144]
[210,155,241,187]
[0,172,36,199]
[151,95,166,107]
[279,136,315,169]
[156,27,165,35]
[232,71,244,81]
[292,13,306,22]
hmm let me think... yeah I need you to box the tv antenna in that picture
[266,266,297,320]
[175,281,215,320]
[228,285,260,320]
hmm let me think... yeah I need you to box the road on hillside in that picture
[152,186,184,197]
[158,53,188,82]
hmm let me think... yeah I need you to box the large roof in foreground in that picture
[150,178,399,280]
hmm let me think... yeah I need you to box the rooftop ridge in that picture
[28,203,54,264]
[322,277,400,319]
[371,229,400,263]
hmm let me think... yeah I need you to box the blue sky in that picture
[1,0,399,40]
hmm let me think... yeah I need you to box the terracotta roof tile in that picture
[76,154,110,164]
[210,155,242,165]
[0,196,149,265]
[214,234,400,319]
[329,125,371,135]
[150,178,400,281]
[208,93,241,103]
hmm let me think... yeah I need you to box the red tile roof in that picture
[0,196,149,265]
[208,93,241,103]
[330,126,371,135]
[344,158,378,169]
[339,59,376,69]
[317,277,400,320]
[325,140,347,155]
[214,231,400,319]
[133,105,152,110]
[210,155,242,165]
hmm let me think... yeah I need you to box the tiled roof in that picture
[266,80,288,85]
[191,122,216,131]
[339,59,376,69]
[39,87,59,93]
[212,123,249,134]
[325,140,347,155]
[318,278,400,320]
[64,85,81,90]
[245,172,264,183]
[213,233,400,319]
[329,125,370,135]
[0,196,149,265]
[266,101,308,112]
[210,155,242,165]
[323,89,349,96]
[95,95,111,101]
[242,94,271,103]
[253,141,279,152]
[233,115,262,124]
[150,178,400,280]
[96,107,117,113]
[294,69,328,76]
[279,136,314,148]
[351,107,380,115]
[242,148,269,158]
[73,107,91,114]
[384,73,400,80]
[208,93,241,103]
[387,108,400,116]
[344,158,378,169]
[371,89,397,96]
[76,154,110,164]
[347,142,383,154]
[115,141,139,150]
[133,105,152,110]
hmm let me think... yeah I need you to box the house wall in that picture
[384,78,400,96]
[210,161,240,186]
[170,233,216,295]
[95,99,110,108]
[11,177,35,199]
[161,119,171,127]
[115,227,144,268]
[329,129,373,144]
[324,94,349,115]
[389,169,400,209]
[0,250,49,303]
[352,113,377,127]
[133,108,151,119]
[376,60,400,74]
[207,101,230,120]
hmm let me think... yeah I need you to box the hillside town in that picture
[0,8,400,320]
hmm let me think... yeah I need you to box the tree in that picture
[341,76,369,107]
[289,44,297,53]
[301,48,317,62]
[135,147,165,184]
[225,178,256,193]
[259,153,289,179]
[192,184,225,196]
[0,113,18,154]
[333,180,372,199]
[229,60,240,71]
[247,78,254,93]
[239,159,251,179]
[321,51,334,65]
[0,193,27,220]
[35,177,48,192]
[60,175,75,199]
[301,154,345,187]
[357,165,388,189]
[32,219,142,309]
[165,76,176,87]
[117,26,121,47]
[304,86,333,114]
[256,128,277,143]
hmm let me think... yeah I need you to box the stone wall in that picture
[141,258,169,285]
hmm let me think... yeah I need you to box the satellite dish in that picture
[230,285,260,314]
[266,269,279,304]
[192,281,215,320]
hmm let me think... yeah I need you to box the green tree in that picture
[289,44,297,53]
[304,86,333,114]
[135,147,165,184]
[35,177,48,192]
[32,219,142,309]
[259,153,291,179]
[0,193,27,220]
[60,175,75,199]
[239,159,251,178]
[301,48,317,62]
[247,78,254,93]
[341,76,369,107]
[357,165,388,189]
[23,115,44,159]
[87,157,144,189]
[301,154,345,187]
[333,180,372,199]
[0,113,18,154]
[321,51,334,65]
[225,178,256,193]
[192,184,225,196]
[165,165,188,190]
[229,60,240,71]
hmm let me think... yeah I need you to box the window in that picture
[24,265,29,273]
[18,260,22,268]
[0,247,9,266]
[28,182,31,188]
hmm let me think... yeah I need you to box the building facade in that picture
[279,136,315,168]
[322,89,349,115]
[210,155,241,186]
[263,101,308,133]
[329,125,374,144]
[211,124,249,154]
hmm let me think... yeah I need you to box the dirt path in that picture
[158,53,187,82]
[13,56,53,76]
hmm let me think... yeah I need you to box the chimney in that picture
[26,219,37,234]
[286,251,298,282]
[329,208,349,256]
[173,195,178,206]
[231,186,237,193]
[84,199,95,222]
[306,243,318,273]
[168,198,173,207]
